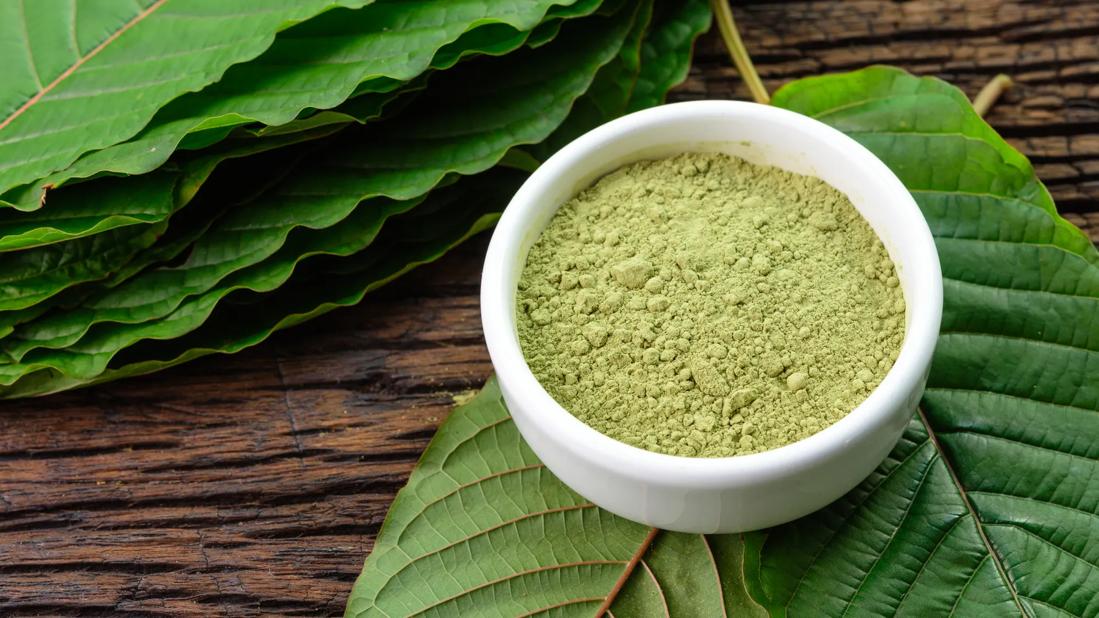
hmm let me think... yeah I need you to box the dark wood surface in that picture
[2,1,1097,615]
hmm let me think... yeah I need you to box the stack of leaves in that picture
[0,0,711,397]
[345,68,1099,616]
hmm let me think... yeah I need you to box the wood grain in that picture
[1,2,1096,615]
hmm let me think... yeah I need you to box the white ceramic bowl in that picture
[481,101,942,533]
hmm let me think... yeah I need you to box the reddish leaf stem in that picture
[595,527,661,616]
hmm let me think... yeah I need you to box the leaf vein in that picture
[936,235,1099,267]
[969,490,1099,523]
[641,558,670,618]
[944,428,1099,467]
[783,436,933,604]
[1020,595,1084,618]
[375,503,598,603]
[516,596,603,618]
[838,451,938,618]
[942,275,1099,305]
[986,523,1099,573]
[947,554,991,617]
[394,463,545,545]
[404,560,626,617]
[893,515,968,613]
[924,387,1099,416]
[596,527,660,617]
[700,535,728,618]
[917,406,1029,616]
[17,0,43,91]
[937,330,1099,356]
[0,0,170,132]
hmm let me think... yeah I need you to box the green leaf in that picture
[0,0,371,199]
[1,0,590,211]
[0,171,522,398]
[344,378,648,618]
[0,0,598,252]
[528,0,653,159]
[0,124,344,334]
[766,67,1098,615]
[0,122,344,252]
[343,66,1099,617]
[524,0,709,163]
[626,0,713,112]
[773,66,1095,263]
[239,0,605,141]
[341,379,744,618]
[0,143,309,341]
[0,174,175,312]
[0,8,636,384]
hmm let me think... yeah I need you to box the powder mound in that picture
[516,152,906,458]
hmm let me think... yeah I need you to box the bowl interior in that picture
[482,100,941,477]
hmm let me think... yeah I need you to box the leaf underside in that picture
[345,67,1099,617]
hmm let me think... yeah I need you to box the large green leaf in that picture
[345,378,649,618]
[0,0,601,253]
[0,142,311,340]
[528,0,654,160]
[626,0,713,111]
[0,0,371,199]
[0,171,521,398]
[344,67,1099,616]
[525,0,709,163]
[0,123,345,330]
[767,66,1098,616]
[0,120,344,253]
[0,0,592,211]
[0,7,637,383]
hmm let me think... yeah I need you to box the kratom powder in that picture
[516,152,906,458]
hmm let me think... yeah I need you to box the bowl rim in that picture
[480,100,942,486]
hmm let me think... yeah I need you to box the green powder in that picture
[516,152,906,458]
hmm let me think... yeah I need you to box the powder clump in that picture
[517,152,905,457]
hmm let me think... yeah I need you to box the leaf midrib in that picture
[782,435,933,606]
[838,451,938,617]
[915,406,1029,617]
[0,0,169,132]
[595,526,660,616]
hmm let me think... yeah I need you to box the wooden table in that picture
[2,1,1096,615]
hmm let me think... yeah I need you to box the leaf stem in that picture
[595,527,661,616]
[972,73,1013,117]
[710,0,769,104]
